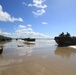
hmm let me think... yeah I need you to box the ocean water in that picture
[0,39,76,60]
[0,39,57,58]
[0,39,76,75]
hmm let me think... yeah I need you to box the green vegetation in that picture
[0,35,12,41]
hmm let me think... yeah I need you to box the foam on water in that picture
[69,45,76,49]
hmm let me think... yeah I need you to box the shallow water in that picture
[0,39,76,75]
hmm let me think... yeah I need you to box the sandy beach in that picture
[0,39,76,75]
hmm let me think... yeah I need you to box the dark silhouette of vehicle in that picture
[54,32,76,46]
[22,38,35,42]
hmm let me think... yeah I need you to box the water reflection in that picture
[25,43,35,47]
[0,59,23,67]
[0,54,3,58]
[54,47,76,58]
[0,39,55,58]
[0,41,10,55]
[0,40,36,58]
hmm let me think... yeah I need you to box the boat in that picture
[22,38,36,44]
[54,32,76,46]
[22,38,35,42]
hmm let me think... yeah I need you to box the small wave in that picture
[69,46,76,49]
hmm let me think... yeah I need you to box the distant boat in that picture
[22,38,36,44]
[54,32,76,46]
[22,38,35,42]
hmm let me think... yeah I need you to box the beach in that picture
[0,39,76,75]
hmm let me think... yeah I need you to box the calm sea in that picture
[0,39,76,75]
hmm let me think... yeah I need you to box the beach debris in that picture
[17,44,24,47]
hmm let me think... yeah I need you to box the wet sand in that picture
[0,40,76,75]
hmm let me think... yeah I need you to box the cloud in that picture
[0,5,23,22]
[32,9,45,17]
[42,22,47,24]
[0,30,11,36]
[22,2,27,6]
[33,0,45,4]
[28,3,47,9]
[27,24,32,27]
[28,0,47,8]
[34,32,50,37]
[0,30,3,35]
[0,24,50,38]
[14,24,50,38]
[3,32,11,35]
[23,0,47,17]
[19,25,26,29]
[27,28,33,31]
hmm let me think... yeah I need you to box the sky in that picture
[0,0,76,38]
